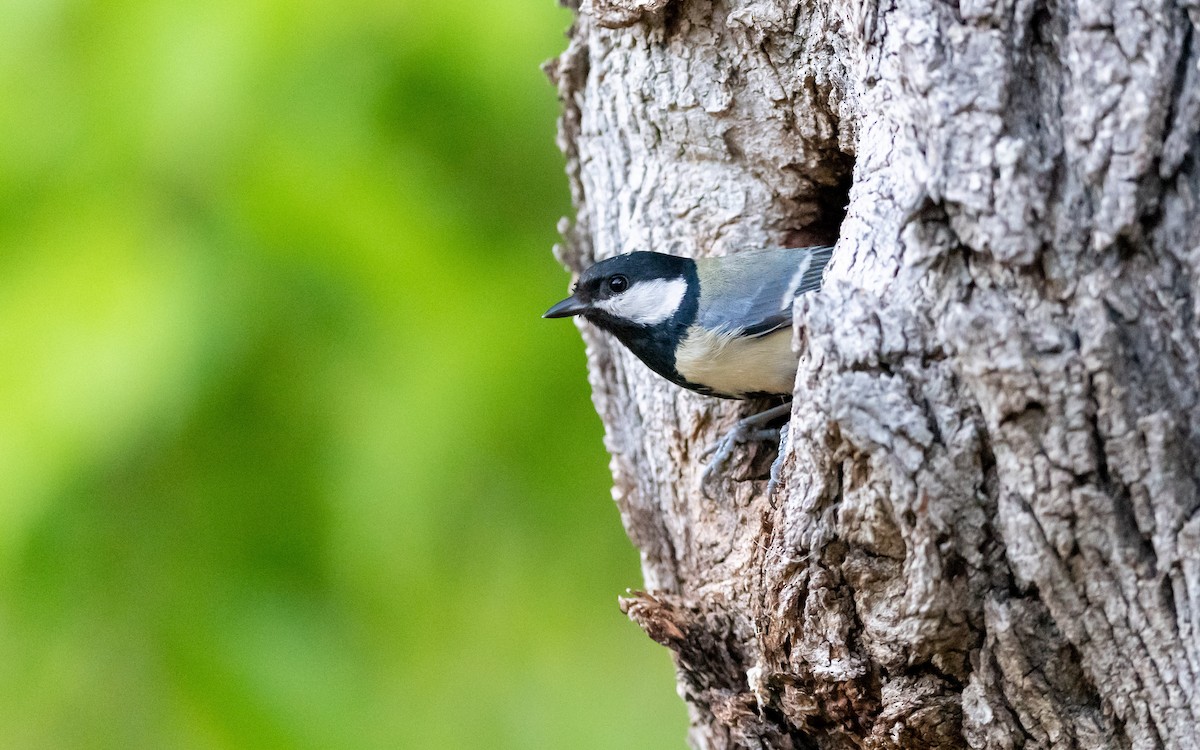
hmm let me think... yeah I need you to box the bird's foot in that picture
[700,402,792,488]
[766,423,791,497]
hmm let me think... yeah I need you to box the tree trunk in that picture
[546,0,1200,746]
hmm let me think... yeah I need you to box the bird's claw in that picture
[699,402,793,490]
[701,426,782,487]
[766,423,791,496]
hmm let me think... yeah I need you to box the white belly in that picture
[674,325,798,398]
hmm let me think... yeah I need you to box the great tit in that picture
[543,245,833,400]
[544,245,833,480]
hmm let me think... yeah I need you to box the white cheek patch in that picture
[594,277,688,326]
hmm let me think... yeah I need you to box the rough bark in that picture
[546,0,1200,747]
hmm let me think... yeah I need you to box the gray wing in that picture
[695,246,833,338]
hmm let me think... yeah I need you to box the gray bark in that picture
[545,0,1200,747]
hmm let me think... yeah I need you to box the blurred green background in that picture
[0,0,686,747]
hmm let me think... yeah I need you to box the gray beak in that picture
[543,295,590,319]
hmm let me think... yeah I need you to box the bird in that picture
[544,245,833,478]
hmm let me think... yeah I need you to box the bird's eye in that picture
[607,275,628,293]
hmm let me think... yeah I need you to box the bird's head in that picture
[543,251,696,331]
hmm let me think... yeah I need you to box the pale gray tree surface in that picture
[546,0,1200,747]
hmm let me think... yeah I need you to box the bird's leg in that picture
[766,422,790,496]
[700,400,792,486]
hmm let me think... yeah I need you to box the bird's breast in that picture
[673,325,798,398]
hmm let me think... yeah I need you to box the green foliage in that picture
[0,0,685,746]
